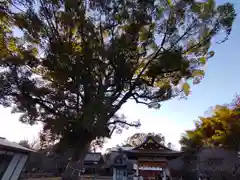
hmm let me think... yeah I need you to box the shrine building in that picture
[109,135,183,180]
[19,134,183,180]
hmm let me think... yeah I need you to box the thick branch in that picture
[131,94,151,106]
[160,10,172,50]
[107,120,140,127]
[39,0,59,39]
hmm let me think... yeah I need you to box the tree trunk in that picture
[61,145,89,180]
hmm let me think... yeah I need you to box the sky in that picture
[0,0,240,152]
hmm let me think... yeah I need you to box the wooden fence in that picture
[22,175,112,180]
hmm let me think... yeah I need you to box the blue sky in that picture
[0,0,239,151]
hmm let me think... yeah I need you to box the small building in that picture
[0,137,34,180]
[82,152,104,174]
[168,147,240,180]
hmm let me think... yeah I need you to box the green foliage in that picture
[180,96,240,151]
[0,0,236,157]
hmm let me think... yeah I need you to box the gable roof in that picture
[108,135,181,154]
[84,152,103,162]
[124,135,182,157]
[131,135,172,151]
[0,137,34,153]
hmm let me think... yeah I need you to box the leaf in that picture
[114,14,122,22]
[208,51,215,58]
[193,77,202,84]
[156,7,164,20]
[199,57,206,64]
[191,3,202,13]
[183,82,190,96]
[167,0,174,8]
[192,69,205,77]
[103,30,109,39]
[8,38,18,52]
[150,41,158,51]
[139,26,149,42]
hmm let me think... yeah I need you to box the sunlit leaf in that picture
[198,57,206,64]
[167,0,174,8]
[192,69,205,77]
[8,39,18,52]
[183,82,190,96]
[180,96,240,150]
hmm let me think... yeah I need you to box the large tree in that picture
[180,96,240,151]
[0,0,236,162]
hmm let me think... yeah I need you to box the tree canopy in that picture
[0,0,236,158]
[180,96,240,151]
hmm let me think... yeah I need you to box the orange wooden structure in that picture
[123,135,182,179]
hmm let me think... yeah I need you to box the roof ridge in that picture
[0,137,35,152]
[129,134,176,152]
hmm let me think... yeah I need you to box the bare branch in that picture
[183,25,217,54]
[131,94,150,106]
[39,0,59,39]
[169,19,198,51]
[107,120,140,127]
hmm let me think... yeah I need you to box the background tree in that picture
[19,140,32,149]
[167,142,175,149]
[180,96,240,151]
[89,137,106,152]
[124,132,165,147]
[0,0,236,166]
[19,138,42,150]
[122,132,177,149]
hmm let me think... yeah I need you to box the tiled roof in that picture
[125,135,181,155]
[84,152,102,162]
[109,146,134,152]
[198,147,240,173]
[0,137,34,153]
[168,147,240,174]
